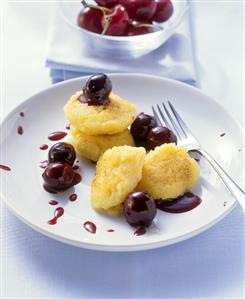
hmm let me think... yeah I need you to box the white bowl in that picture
[59,0,188,59]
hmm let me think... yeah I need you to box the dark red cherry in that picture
[95,0,118,8]
[42,162,74,190]
[83,73,112,105]
[101,4,129,36]
[77,8,103,33]
[130,113,156,143]
[124,192,156,227]
[147,126,177,149]
[153,0,174,22]
[48,142,76,166]
[126,21,155,36]
[120,0,157,22]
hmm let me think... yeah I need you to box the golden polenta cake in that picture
[138,143,199,200]
[94,204,124,217]
[91,146,146,216]
[64,91,136,135]
[69,126,135,162]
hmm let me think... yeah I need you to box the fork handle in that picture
[196,149,245,211]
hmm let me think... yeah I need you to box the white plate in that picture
[1,74,243,251]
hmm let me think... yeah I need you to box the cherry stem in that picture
[101,16,112,35]
[128,19,155,28]
[81,0,112,14]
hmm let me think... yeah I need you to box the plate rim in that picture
[1,192,236,251]
[1,73,243,251]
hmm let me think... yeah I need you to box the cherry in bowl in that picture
[95,0,118,8]
[77,8,103,33]
[153,0,174,22]
[121,0,157,22]
[126,21,155,36]
[101,4,129,36]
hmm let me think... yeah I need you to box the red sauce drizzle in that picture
[83,221,96,234]
[48,207,64,225]
[19,112,24,117]
[0,164,11,171]
[40,160,48,169]
[156,192,201,213]
[17,126,23,135]
[73,165,79,170]
[220,133,226,137]
[134,227,146,236]
[66,123,71,130]
[49,200,58,205]
[107,229,114,232]
[48,131,67,141]
[69,193,77,202]
[40,144,48,150]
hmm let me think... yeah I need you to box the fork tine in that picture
[156,104,173,130]
[167,101,191,138]
[152,106,162,126]
[162,102,183,139]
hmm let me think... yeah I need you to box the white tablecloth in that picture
[2,1,244,298]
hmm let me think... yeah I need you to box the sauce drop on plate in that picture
[134,227,146,236]
[0,164,11,171]
[69,194,77,202]
[48,207,64,225]
[17,126,24,135]
[83,221,96,234]
[48,131,67,141]
[40,144,48,150]
[48,200,58,206]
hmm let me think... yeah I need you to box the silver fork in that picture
[152,101,245,211]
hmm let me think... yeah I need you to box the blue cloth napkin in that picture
[46,2,197,84]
